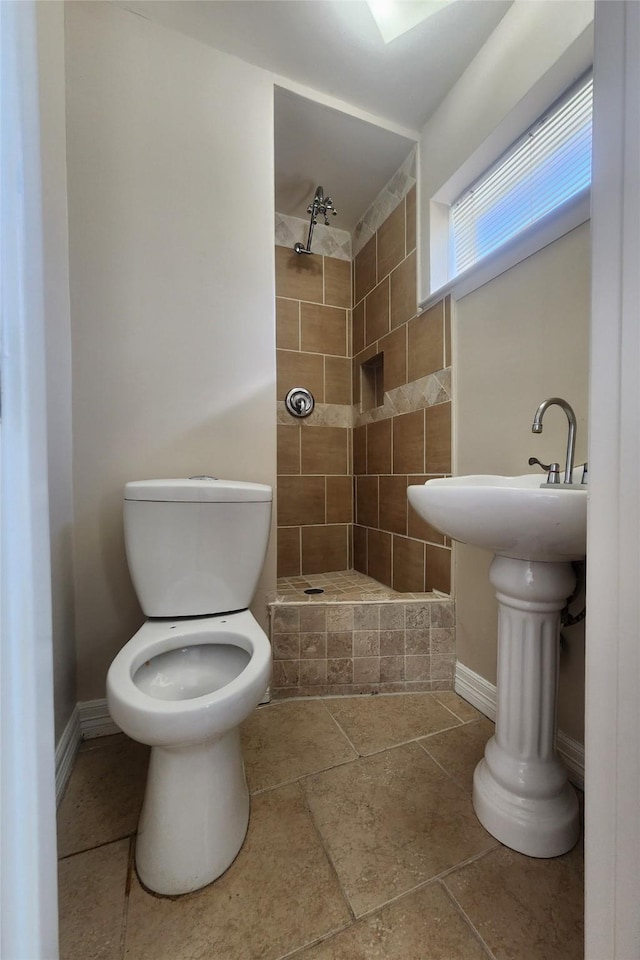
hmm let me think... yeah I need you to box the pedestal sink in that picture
[408,474,587,857]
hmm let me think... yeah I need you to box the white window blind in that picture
[451,75,593,277]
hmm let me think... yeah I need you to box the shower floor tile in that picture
[275,568,435,602]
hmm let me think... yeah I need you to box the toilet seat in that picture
[107,609,271,747]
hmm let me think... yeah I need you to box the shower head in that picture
[294,184,338,255]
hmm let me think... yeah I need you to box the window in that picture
[451,74,592,278]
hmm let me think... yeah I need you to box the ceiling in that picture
[118,0,514,233]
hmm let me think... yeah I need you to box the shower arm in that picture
[294,186,336,256]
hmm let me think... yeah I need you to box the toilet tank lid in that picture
[124,479,273,503]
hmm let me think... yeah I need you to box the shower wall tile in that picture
[426,544,452,594]
[301,303,348,357]
[275,146,452,596]
[352,301,365,355]
[425,402,452,474]
[277,527,301,578]
[275,244,323,302]
[277,476,325,526]
[366,419,392,476]
[277,424,300,475]
[356,476,379,529]
[390,250,417,329]
[326,476,353,524]
[365,277,390,346]
[406,185,417,255]
[324,357,351,406]
[301,426,348,476]
[379,326,407,394]
[379,475,408,536]
[301,525,349,574]
[408,302,445,382]
[367,529,392,587]
[353,524,367,572]
[276,297,300,350]
[393,410,425,475]
[353,425,367,475]
[355,236,377,305]
[277,350,325,403]
[324,257,352,308]
[275,248,353,577]
[377,201,406,279]
[393,536,426,593]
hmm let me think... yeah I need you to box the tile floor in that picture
[57,693,584,960]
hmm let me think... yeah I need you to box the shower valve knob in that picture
[285,387,315,419]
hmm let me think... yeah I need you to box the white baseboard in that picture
[55,706,81,806]
[78,698,121,740]
[55,699,121,805]
[455,661,584,790]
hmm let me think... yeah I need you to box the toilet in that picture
[106,478,272,896]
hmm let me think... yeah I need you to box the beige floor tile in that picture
[298,881,490,959]
[58,838,130,960]
[432,691,484,722]
[444,842,584,960]
[58,735,149,857]
[303,742,496,917]
[324,693,460,756]
[241,700,357,792]
[124,782,351,960]
[419,718,495,793]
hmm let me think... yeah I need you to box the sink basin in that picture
[407,473,587,562]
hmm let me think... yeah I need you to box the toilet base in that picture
[135,727,249,895]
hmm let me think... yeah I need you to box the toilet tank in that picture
[123,479,272,617]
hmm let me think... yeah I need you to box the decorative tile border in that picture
[353,368,451,427]
[277,400,352,428]
[269,596,455,699]
[276,369,450,431]
[275,213,352,260]
[352,147,417,256]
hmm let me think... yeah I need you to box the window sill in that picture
[420,188,590,311]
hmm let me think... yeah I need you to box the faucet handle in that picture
[528,456,552,472]
[529,457,561,484]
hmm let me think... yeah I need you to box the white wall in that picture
[417,0,593,744]
[37,0,77,739]
[455,224,590,742]
[65,2,277,701]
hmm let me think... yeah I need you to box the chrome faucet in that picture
[531,397,577,485]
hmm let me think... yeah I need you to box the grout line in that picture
[440,874,500,960]
[57,831,137,862]
[295,780,357,923]
[318,700,362,758]
[275,917,355,960]
[119,835,136,960]
[249,753,357,798]
[436,843,501,885]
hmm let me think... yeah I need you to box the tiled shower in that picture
[271,152,456,699]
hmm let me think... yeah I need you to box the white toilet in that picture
[106,478,272,896]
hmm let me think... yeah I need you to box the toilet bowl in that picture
[106,478,272,896]
[107,611,270,895]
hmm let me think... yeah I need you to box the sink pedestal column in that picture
[472,555,579,858]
